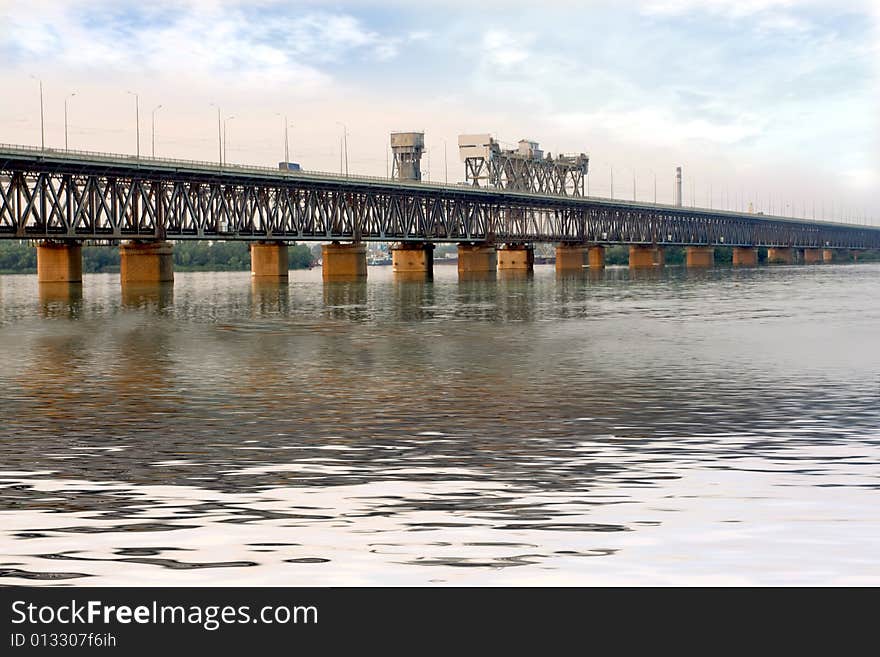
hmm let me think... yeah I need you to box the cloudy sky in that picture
[1,0,877,221]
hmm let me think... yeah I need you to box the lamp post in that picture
[336,122,349,176]
[64,92,76,151]
[126,91,140,159]
[31,76,45,150]
[610,165,614,199]
[209,104,222,166]
[443,139,448,184]
[274,113,293,165]
[151,105,162,158]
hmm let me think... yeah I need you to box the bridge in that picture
[1,142,878,283]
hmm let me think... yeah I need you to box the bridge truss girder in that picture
[0,167,877,250]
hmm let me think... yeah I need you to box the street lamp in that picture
[442,138,448,184]
[647,168,657,204]
[64,92,76,151]
[30,75,45,150]
[151,105,162,158]
[274,113,294,165]
[126,91,140,159]
[336,122,349,176]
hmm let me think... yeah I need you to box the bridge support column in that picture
[587,245,605,269]
[322,242,367,281]
[120,241,174,284]
[629,245,664,269]
[767,247,793,264]
[497,244,534,271]
[802,248,822,264]
[37,242,82,283]
[458,244,497,274]
[391,242,433,278]
[732,247,758,267]
[822,249,834,263]
[555,244,585,272]
[250,242,289,279]
[686,246,714,268]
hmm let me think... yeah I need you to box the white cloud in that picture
[842,168,879,191]
[552,106,766,149]
[482,30,533,67]
[0,1,398,89]
[641,0,797,18]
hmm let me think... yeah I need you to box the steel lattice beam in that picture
[1,147,878,249]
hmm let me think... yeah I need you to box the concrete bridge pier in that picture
[250,242,289,279]
[37,241,82,283]
[555,244,585,272]
[120,241,174,284]
[458,243,497,275]
[685,246,714,268]
[802,248,822,264]
[822,249,834,263]
[322,242,367,281]
[629,245,664,269]
[587,245,605,269]
[732,247,758,267]
[767,247,794,264]
[497,244,534,272]
[391,242,434,278]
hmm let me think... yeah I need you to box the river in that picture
[1,262,878,585]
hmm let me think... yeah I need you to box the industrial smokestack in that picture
[674,167,683,207]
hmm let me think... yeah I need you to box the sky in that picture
[0,0,878,222]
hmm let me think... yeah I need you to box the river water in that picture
[0,262,878,585]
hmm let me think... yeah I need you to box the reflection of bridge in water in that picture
[1,142,878,286]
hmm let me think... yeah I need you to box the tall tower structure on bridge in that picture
[457,134,589,196]
[674,167,683,207]
[389,131,431,277]
[390,132,425,181]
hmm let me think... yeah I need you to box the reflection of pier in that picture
[38,282,83,318]
[322,281,368,321]
[250,280,289,316]
[120,282,174,310]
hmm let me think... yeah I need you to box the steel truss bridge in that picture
[1,144,878,250]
